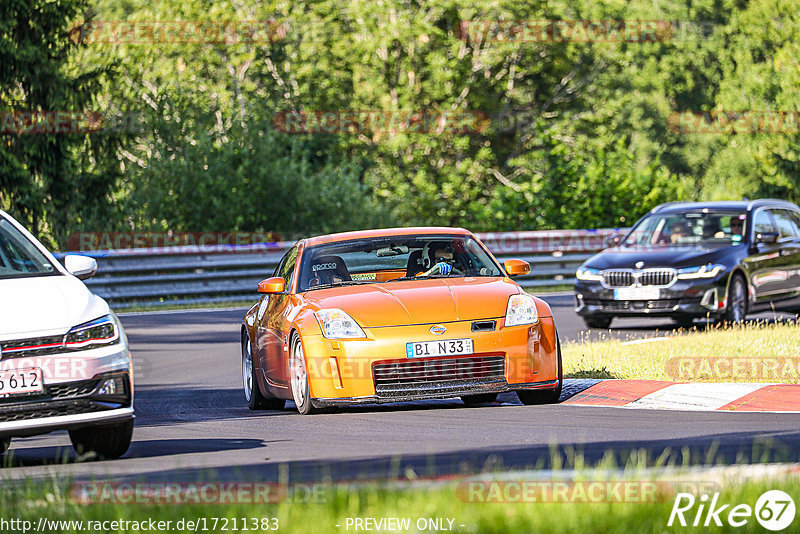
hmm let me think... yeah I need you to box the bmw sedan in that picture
[0,209,133,458]
[574,199,800,328]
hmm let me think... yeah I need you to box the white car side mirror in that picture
[64,254,98,280]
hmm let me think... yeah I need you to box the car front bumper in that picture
[0,340,134,438]
[574,274,730,318]
[300,316,561,404]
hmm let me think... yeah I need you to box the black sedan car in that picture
[575,199,800,328]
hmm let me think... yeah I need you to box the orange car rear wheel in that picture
[242,331,285,411]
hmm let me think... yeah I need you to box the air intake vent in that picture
[471,320,496,332]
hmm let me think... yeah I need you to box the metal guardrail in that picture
[55,229,627,309]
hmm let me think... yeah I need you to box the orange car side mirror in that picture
[257,276,286,294]
[504,259,531,277]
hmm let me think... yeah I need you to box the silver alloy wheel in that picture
[290,337,308,408]
[242,336,253,402]
[730,277,746,322]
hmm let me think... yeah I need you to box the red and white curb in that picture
[559,379,800,413]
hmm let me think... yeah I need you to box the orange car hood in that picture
[301,277,522,327]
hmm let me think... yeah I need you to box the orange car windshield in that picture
[298,235,502,292]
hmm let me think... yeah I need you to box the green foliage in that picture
[0,0,126,247]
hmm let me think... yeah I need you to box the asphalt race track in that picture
[3,296,800,483]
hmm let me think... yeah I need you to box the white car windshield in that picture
[298,234,502,292]
[0,218,58,279]
[623,211,747,247]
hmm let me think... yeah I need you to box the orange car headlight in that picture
[505,294,538,326]
[314,308,367,339]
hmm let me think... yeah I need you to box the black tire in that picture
[724,274,748,324]
[290,334,317,415]
[243,331,285,410]
[461,393,499,405]
[583,316,612,329]
[69,419,133,459]
[517,336,563,405]
[0,438,10,455]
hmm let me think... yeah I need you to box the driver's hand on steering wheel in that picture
[434,262,452,275]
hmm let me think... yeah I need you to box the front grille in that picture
[0,379,100,405]
[584,298,702,311]
[640,270,675,286]
[602,269,675,287]
[0,399,110,423]
[48,379,100,400]
[603,271,633,287]
[372,355,506,399]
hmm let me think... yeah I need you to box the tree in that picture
[0,0,126,247]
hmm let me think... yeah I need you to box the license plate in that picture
[406,338,473,358]
[0,368,44,396]
[614,287,660,300]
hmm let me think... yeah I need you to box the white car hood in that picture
[0,274,110,340]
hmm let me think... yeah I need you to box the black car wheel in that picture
[461,393,499,405]
[583,316,612,329]
[69,419,133,459]
[724,274,748,324]
[517,336,563,405]
[243,331,285,410]
[0,438,10,455]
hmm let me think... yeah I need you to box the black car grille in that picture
[603,271,633,287]
[0,334,66,358]
[0,399,110,423]
[372,355,506,399]
[602,269,675,287]
[0,378,100,404]
[584,298,702,311]
[639,270,675,286]
[48,379,101,400]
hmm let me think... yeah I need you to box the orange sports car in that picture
[241,227,562,414]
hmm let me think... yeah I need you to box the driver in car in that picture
[422,245,461,275]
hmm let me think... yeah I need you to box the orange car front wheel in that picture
[290,333,318,415]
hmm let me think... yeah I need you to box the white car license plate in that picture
[0,368,44,396]
[406,338,473,358]
[614,287,660,300]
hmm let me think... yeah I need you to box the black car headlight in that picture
[576,267,604,281]
[63,315,120,350]
[676,264,725,280]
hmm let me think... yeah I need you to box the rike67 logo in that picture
[668,490,796,531]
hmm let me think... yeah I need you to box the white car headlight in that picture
[63,315,120,350]
[677,264,725,280]
[505,294,538,327]
[576,266,604,281]
[314,308,366,339]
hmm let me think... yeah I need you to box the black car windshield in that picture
[298,234,503,292]
[623,211,747,247]
[0,218,58,278]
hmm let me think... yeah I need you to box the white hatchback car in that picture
[0,209,133,458]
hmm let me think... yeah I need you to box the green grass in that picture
[563,320,800,382]
[1,474,798,533]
